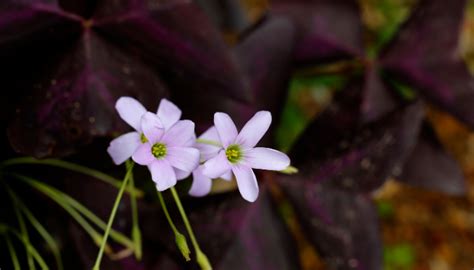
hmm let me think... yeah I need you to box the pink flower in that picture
[107,97,182,165]
[201,111,290,202]
[132,112,200,191]
[189,127,232,197]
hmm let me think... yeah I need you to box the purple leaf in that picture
[278,175,382,270]
[58,0,97,18]
[93,0,249,103]
[196,0,254,34]
[233,16,295,144]
[361,65,399,124]
[185,188,300,270]
[2,0,252,158]
[380,0,474,128]
[271,0,364,64]
[398,122,466,195]
[290,80,424,191]
[8,31,166,158]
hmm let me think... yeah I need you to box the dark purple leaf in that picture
[398,122,466,195]
[196,0,254,34]
[233,16,295,144]
[380,0,474,128]
[184,188,300,270]
[8,31,166,158]
[58,0,97,18]
[2,0,253,158]
[278,175,382,270]
[290,80,424,191]
[93,0,250,103]
[360,65,399,124]
[271,0,364,64]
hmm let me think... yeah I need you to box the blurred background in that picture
[1,0,474,269]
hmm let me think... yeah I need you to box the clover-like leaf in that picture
[1,0,250,158]
[195,0,255,35]
[380,0,474,128]
[289,78,424,192]
[185,188,300,270]
[397,122,466,195]
[271,0,364,64]
[278,175,382,270]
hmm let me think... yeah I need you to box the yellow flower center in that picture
[140,133,148,143]
[151,143,167,159]
[225,144,242,163]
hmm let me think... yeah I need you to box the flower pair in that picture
[107,97,199,191]
[108,97,290,202]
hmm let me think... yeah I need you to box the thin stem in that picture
[7,227,49,270]
[11,173,134,249]
[157,191,178,234]
[13,194,35,270]
[195,139,222,147]
[5,234,21,270]
[170,187,212,269]
[127,160,142,260]
[8,187,64,270]
[157,189,190,261]
[1,157,143,197]
[14,174,113,251]
[92,162,134,270]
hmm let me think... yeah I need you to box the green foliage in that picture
[384,243,416,270]
[276,75,345,152]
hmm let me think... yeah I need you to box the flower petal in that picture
[244,147,290,171]
[107,132,141,165]
[183,134,196,147]
[232,165,259,202]
[157,98,182,130]
[189,166,213,197]
[162,120,196,147]
[132,143,155,165]
[149,160,177,191]
[236,111,271,148]
[141,112,165,144]
[115,97,147,131]
[214,112,238,147]
[199,126,220,141]
[167,147,200,172]
[196,126,222,161]
[202,150,231,178]
[175,168,192,180]
[220,170,233,181]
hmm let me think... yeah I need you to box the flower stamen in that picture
[225,144,241,163]
[140,133,148,143]
[151,143,167,159]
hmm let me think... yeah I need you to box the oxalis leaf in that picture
[1,0,246,158]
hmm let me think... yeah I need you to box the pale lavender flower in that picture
[202,111,290,202]
[107,96,182,165]
[132,112,200,191]
[189,127,232,197]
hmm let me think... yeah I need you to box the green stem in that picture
[279,165,299,174]
[1,157,143,197]
[6,226,49,270]
[13,194,35,270]
[170,187,212,270]
[8,187,63,270]
[14,174,114,251]
[157,190,190,261]
[92,162,134,270]
[195,139,222,147]
[127,160,142,260]
[157,191,179,234]
[5,234,21,270]
[11,173,134,249]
